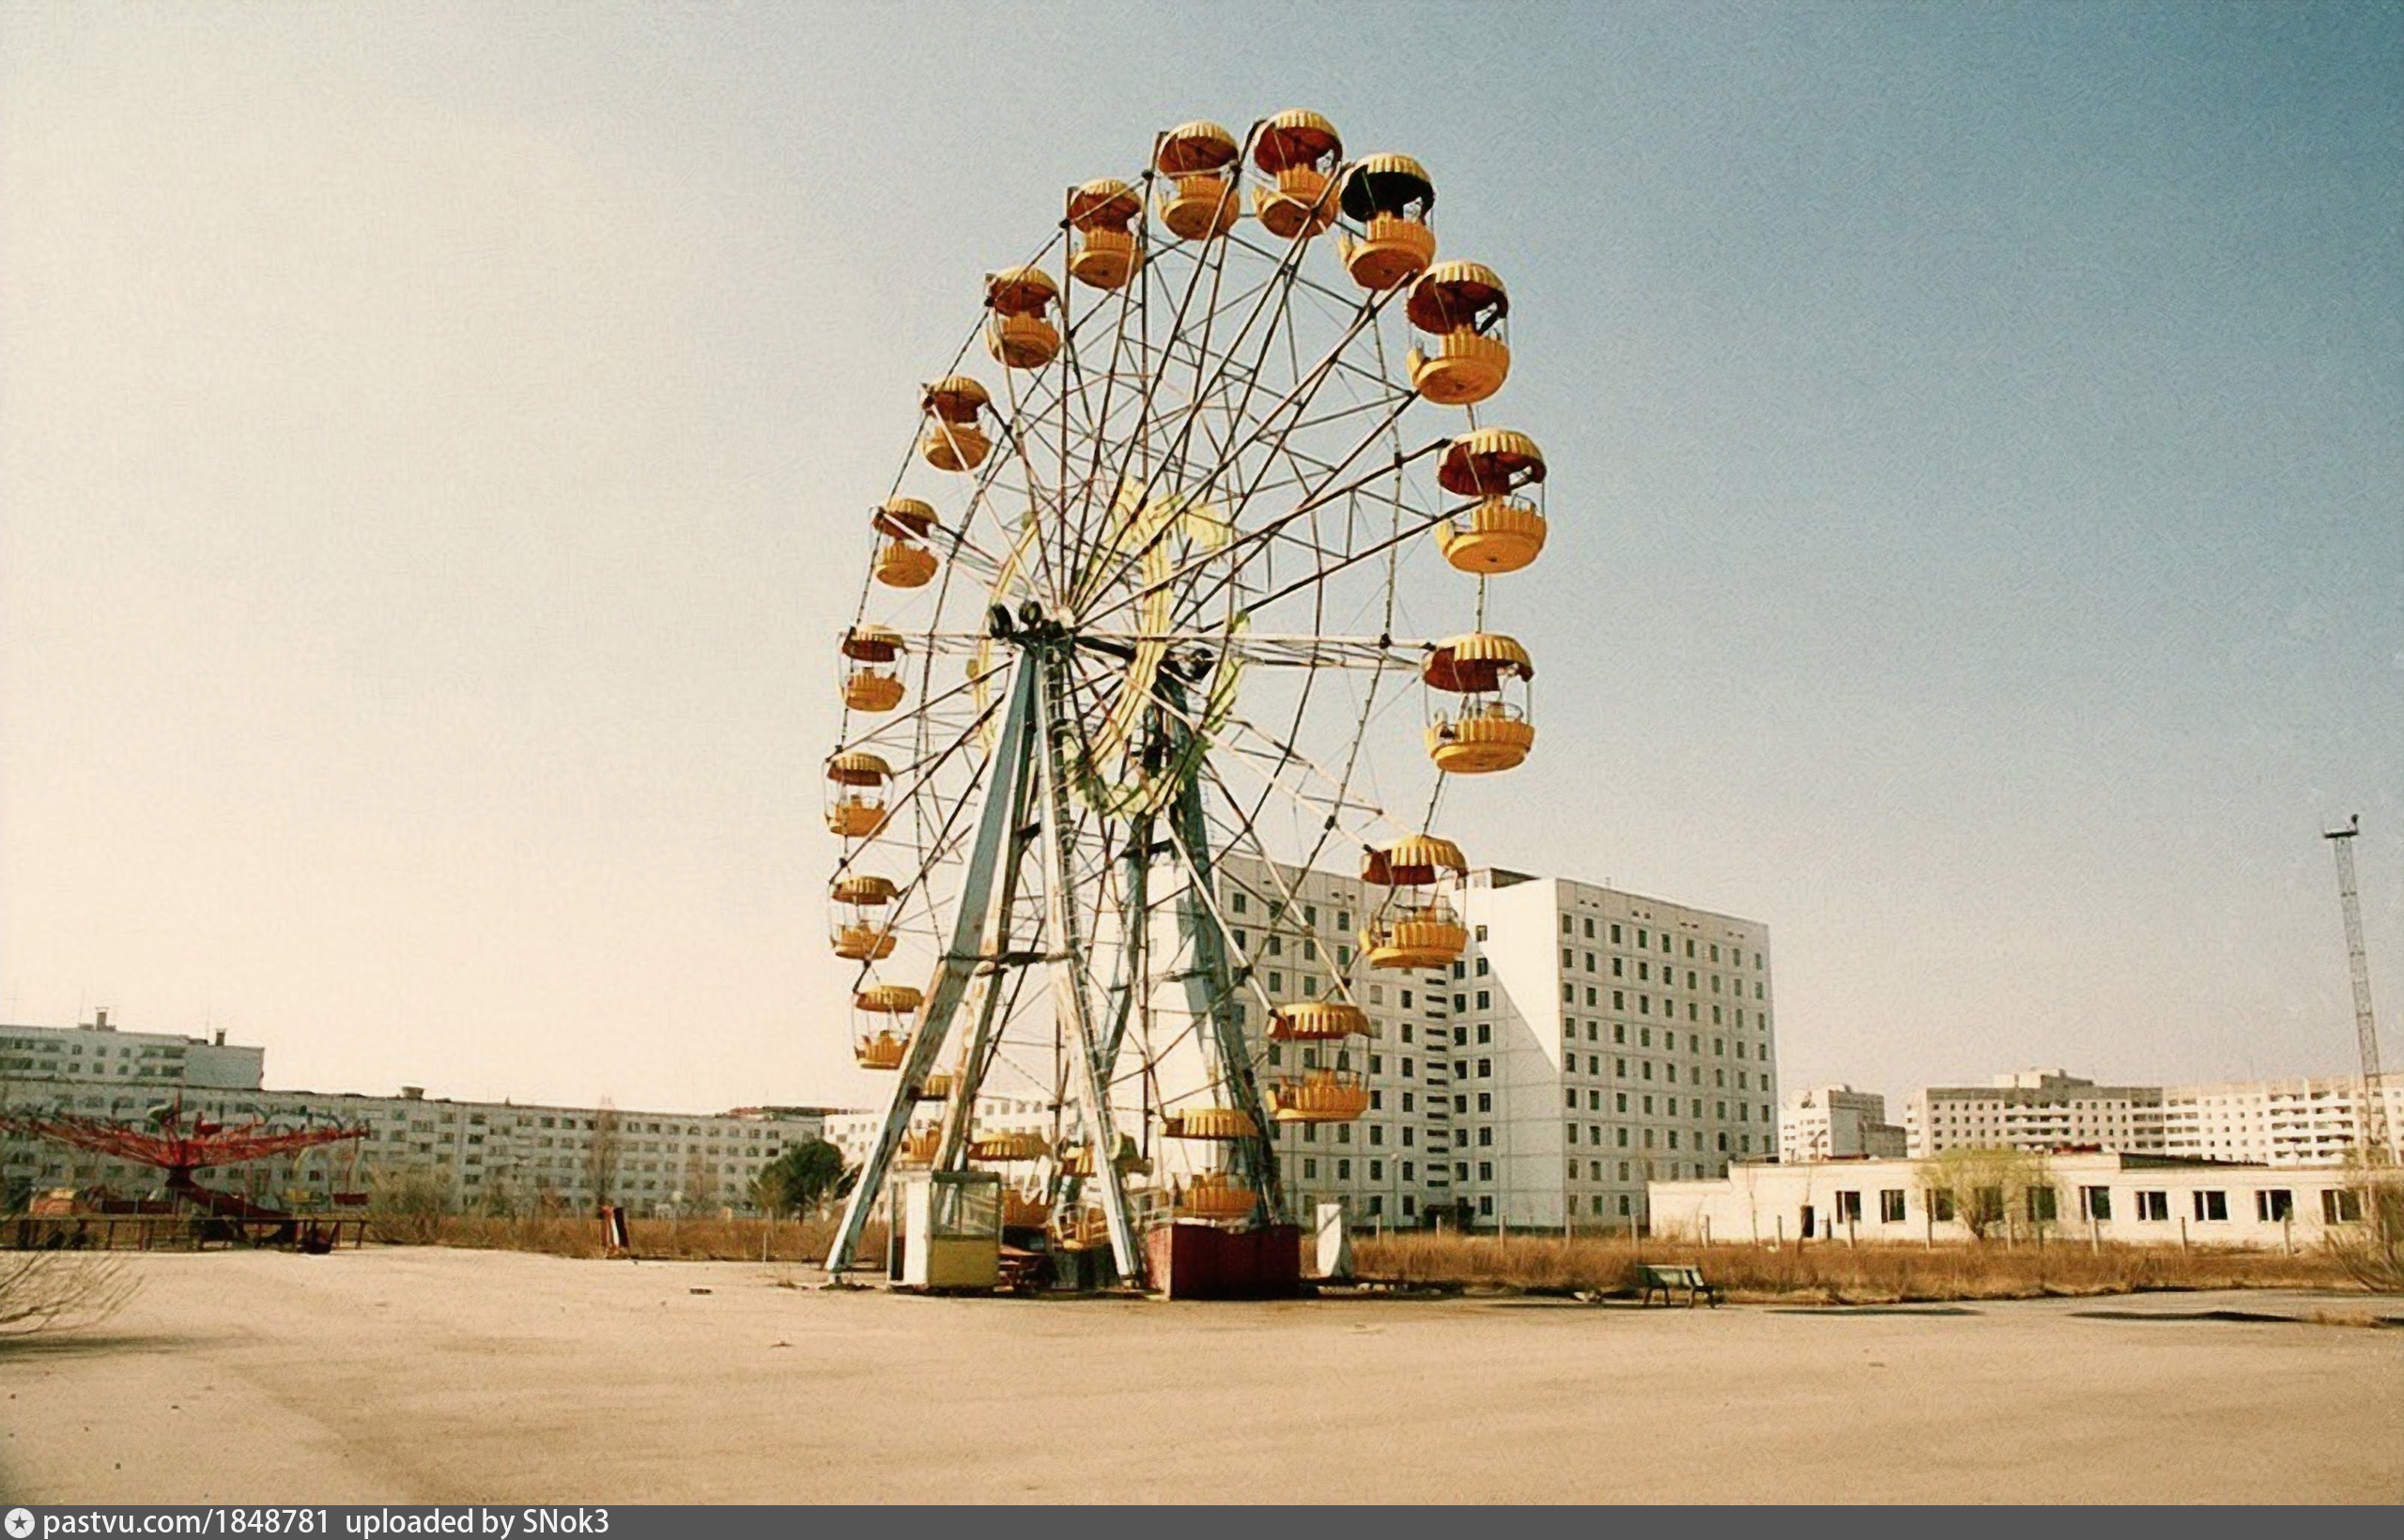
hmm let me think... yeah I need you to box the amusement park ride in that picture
[1,1096,366,1244]
[823,109,1553,1292]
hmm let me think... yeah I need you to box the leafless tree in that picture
[366,1164,449,1244]
[1916,1147,2043,1242]
[0,1250,135,1337]
[2329,1159,2404,1291]
[583,1104,622,1210]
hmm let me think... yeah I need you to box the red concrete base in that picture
[1145,1220,1303,1300]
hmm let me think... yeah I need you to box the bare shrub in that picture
[365,1165,449,1245]
[2328,1166,2404,1293]
[0,1250,136,1338]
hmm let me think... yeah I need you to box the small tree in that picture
[2329,1158,2404,1291]
[584,1104,623,1210]
[753,1139,850,1218]
[366,1163,450,1244]
[677,1147,721,1217]
[1916,1147,2042,1242]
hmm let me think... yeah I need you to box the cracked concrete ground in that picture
[2,1248,2397,1503]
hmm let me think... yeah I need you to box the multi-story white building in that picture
[1,1018,831,1215]
[1651,1150,2377,1249]
[2162,1073,2404,1166]
[851,857,1778,1234]
[1217,859,1777,1231]
[1905,1070,2166,1157]
[1445,870,1776,1230]
[1780,1085,1907,1163]
[1,1012,266,1091]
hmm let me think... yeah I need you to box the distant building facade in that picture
[1651,1151,2372,1249]
[1905,1070,2167,1157]
[1780,1084,1907,1163]
[2161,1074,2404,1166]
[0,1012,265,1092]
[1902,1065,2404,1167]
[0,1016,832,1215]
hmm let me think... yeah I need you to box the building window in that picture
[2323,1188,2363,1224]
[2080,1186,2112,1221]
[1834,1191,1862,1223]
[2026,1187,2057,1224]
[1928,1189,1957,1222]
[2135,1191,2169,1222]
[2254,1190,2292,1223]
[1879,1189,1906,1223]
[1477,1127,1492,1147]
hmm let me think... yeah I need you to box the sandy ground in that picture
[0,1248,2397,1504]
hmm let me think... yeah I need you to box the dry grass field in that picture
[1353,1231,2362,1301]
[367,1212,2362,1301]
[367,1210,859,1262]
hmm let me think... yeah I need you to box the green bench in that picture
[1639,1263,1720,1307]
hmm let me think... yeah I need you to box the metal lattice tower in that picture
[2323,815,2391,1163]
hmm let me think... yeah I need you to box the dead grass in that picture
[1352,1232,2365,1302]
[368,1212,865,1265]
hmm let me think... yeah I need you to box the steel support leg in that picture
[825,655,1040,1273]
[1033,645,1144,1282]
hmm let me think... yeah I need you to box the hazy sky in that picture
[3,2,2396,1117]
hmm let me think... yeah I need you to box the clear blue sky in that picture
[3,2,2396,1115]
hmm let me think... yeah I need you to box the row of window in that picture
[1563,985,1768,1023]
[1811,1186,2360,1226]
[1557,914,1763,966]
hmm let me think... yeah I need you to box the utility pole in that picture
[2323,816,2392,1163]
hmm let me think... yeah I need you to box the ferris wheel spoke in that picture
[1078,414,1442,636]
[1073,290,1398,614]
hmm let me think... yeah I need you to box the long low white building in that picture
[2,1017,837,1216]
[1649,1151,2377,1249]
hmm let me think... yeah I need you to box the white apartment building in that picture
[1456,870,1776,1230]
[1,1012,267,1091]
[1232,859,1776,1231]
[1905,1070,2166,1157]
[1,1019,830,1216]
[1650,1151,2375,1250]
[847,857,1778,1234]
[1780,1085,1908,1163]
[2162,1073,2404,1166]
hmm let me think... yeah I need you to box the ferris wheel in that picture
[822,111,1552,1282]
